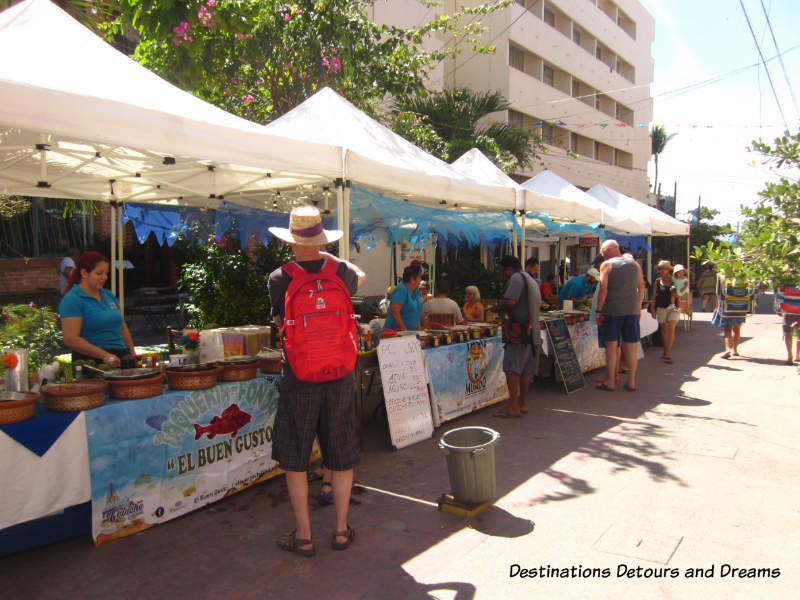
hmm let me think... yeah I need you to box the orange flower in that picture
[2,353,18,370]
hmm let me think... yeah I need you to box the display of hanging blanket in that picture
[777,286,800,314]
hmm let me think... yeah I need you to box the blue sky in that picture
[640,0,800,225]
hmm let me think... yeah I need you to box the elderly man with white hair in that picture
[595,239,645,392]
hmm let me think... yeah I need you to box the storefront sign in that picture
[85,377,285,545]
[579,237,599,247]
[425,336,507,423]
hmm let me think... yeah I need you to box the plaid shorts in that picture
[271,377,359,472]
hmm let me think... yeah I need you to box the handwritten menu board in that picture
[377,336,434,450]
[544,319,585,394]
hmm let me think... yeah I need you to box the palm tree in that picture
[394,88,543,172]
[651,125,677,196]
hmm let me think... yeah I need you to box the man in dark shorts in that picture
[268,206,366,557]
[595,240,645,391]
[495,255,541,417]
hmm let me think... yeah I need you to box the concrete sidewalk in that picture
[3,302,799,599]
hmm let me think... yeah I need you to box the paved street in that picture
[3,297,799,599]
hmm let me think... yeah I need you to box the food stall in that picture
[0,360,304,554]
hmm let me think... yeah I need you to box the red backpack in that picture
[281,258,358,382]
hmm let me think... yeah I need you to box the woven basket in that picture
[0,391,39,424]
[108,374,165,400]
[167,366,220,391]
[258,350,282,374]
[42,381,107,412]
[218,362,258,382]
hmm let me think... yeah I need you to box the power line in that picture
[738,0,787,126]
[759,0,800,118]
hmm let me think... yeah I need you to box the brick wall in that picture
[0,257,61,305]
[94,204,136,245]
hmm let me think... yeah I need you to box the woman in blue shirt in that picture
[383,263,424,331]
[59,252,137,369]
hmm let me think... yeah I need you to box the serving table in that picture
[0,374,292,554]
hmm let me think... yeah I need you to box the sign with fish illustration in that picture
[85,377,292,545]
[424,336,507,424]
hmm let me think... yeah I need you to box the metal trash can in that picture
[438,426,500,505]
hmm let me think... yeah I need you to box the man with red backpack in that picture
[268,205,366,557]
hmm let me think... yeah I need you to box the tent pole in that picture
[520,210,527,265]
[118,204,125,318]
[110,202,117,297]
[686,235,690,288]
[343,182,351,262]
[646,235,652,286]
[335,181,344,258]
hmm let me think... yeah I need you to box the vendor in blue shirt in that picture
[383,263,424,331]
[559,267,600,303]
[59,252,137,369]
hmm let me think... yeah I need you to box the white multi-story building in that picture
[357,1,655,291]
[371,0,654,202]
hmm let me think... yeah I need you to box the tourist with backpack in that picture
[267,206,365,557]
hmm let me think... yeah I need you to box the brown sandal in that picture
[277,530,315,557]
[331,525,355,551]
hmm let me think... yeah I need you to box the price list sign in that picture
[377,336,434,450]
[544,318,585,394]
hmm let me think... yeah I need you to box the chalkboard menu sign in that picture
[544,318,585,394]
[377,336,435,450]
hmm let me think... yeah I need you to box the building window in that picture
[542,123,554,144]
[595,43,603,60]
[544,9,555,27]
[570,132,579,153]
[572,80,580,97]
[509,44,525,71]
[543,64,555,87]
[508,109,524,128]
[572,27,581,45]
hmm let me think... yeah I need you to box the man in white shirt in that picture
[421,280,463,326]
[58,249,78,296]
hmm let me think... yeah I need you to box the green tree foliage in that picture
[685,206,734,251]
[177,234,292,328]
[109,0,512,122]
[0,304,63,373]
[393,87,542,170]
[693,129,800,286]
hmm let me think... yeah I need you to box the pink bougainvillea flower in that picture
[172,38,182,45]
[184,35,194,42]
[329,57,342,72]
[284,13,290,20]
[207,0,216,6]
[242,94,255,104]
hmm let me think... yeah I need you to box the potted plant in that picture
[179,331,200,364]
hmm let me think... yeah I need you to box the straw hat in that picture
[268,205,343,246]
[672,263,687,276]
[586,267,601,280]
[656,260,673,271]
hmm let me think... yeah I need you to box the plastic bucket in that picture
[438,426,500,505]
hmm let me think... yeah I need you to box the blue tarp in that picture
[123,186,522,251]
[350,185,520,251]
[122,202,334,247]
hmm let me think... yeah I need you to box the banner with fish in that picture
[425,336,507,425]
[85,376,289,545]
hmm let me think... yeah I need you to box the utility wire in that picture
[738,0,787,127]
[758,0,799,118]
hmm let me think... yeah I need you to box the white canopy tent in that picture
[586,183,689,236]
[586,183,690,282]
[452,150,614,262]
[262,88,525,259]
[521,171,651,236]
